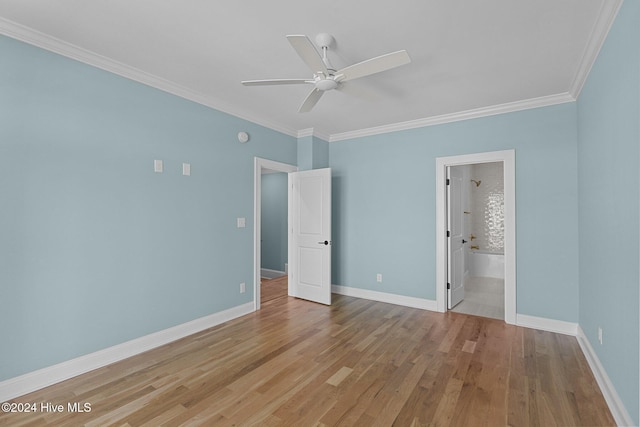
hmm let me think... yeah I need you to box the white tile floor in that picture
[450,276,504,320]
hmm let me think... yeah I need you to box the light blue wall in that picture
[330,103,579,322]
[312,136,329,169]
[0,35,297,381]
[298,135,329,170]
[261,173,288,272]
[577,1,640,423]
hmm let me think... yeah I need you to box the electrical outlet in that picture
[598,327,603,345]
[376,273,382,283]
[240,282,246,294]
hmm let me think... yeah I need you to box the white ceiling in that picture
[0,0,620,140]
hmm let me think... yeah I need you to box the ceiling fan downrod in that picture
[316,33,336,72]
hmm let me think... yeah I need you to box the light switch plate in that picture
[154,159,163,173]
[182,163,191,176]
[237,217,246,228]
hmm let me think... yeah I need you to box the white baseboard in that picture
[332,285,438,311]
[261,268,286,279]
[515,316,634,425]
[0,302,254,402]
[516,314,578,336]
[576,326,635,427]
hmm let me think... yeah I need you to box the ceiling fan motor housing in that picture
[315,78,338,91]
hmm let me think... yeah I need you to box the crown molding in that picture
[296,128,330,142]
[2,0,621,145]
[324,0,622,143]
[569,0,623,98]
[311,131,330,143]
[328,92,575,142]
[0,17,299,138]
[296,128,315,138]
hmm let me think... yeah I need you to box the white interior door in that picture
[447,166,465,308]
[288,168,332,305]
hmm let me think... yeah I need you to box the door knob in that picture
[462,239,467,244]
[318,240,330,245]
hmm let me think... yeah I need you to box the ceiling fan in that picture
[241,33,411,113]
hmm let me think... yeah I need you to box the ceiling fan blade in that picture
[337,50,411,82]
[286,35,329,75]
[242,79,312,86]
[298,88,324,113]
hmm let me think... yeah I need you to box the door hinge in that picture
[447,283,451,290]
[447,230,450,238]
[446,178,450,185]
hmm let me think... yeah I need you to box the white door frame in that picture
[435,150,516,324]
[253,157,298,311]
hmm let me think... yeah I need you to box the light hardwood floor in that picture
[261,275,288,304]
[0,290,614,426]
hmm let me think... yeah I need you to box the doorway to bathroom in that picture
[448,162,505,320]
[435,150,516,324]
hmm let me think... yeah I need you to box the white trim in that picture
[576,326,635,427]
[515,314,578,336]
[296,128,330,142]
[569,0,624,98]
[436,150,517,324]
[296,128,315,138]
[0,17,298,139]
[254,158,298,311]
[2,0,621,145]
[329,94,574,142]
[332,285,438,311]
[0,302,254,402]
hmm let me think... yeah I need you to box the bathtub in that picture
[468,250,504,279]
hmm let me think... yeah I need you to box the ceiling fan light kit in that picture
[241,33,411,113]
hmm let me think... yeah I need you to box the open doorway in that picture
[260,170,288,280]
[253,158,297,310]
[448,162,505,320]
[260,170,289,304]
[435,150,516,324]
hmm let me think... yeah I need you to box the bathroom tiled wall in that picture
[469,162,504,253]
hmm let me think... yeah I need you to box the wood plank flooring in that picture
[0,291,615,426]
[261,276,288,303]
